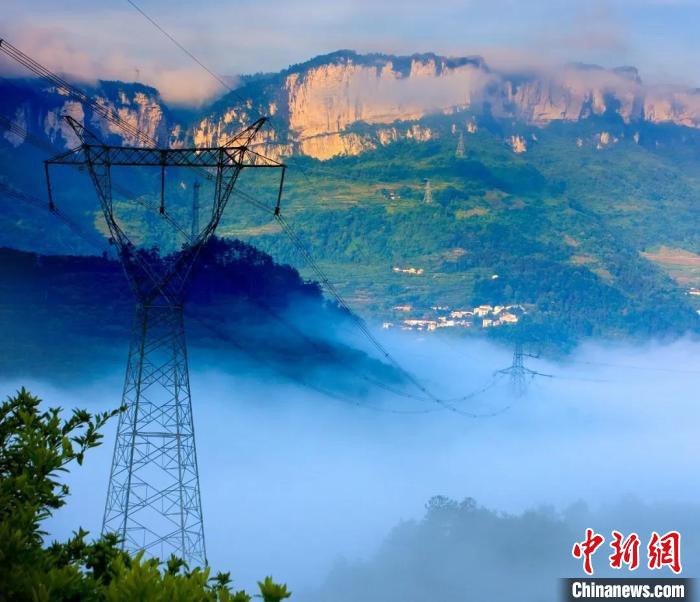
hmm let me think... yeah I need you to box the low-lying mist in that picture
[4,330,699,599]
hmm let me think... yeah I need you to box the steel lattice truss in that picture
[46,116,285,305]
[105,304,205,562]
[496,342,550,398]
[45,116,286,566]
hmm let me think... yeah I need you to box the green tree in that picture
[0,388,291,601]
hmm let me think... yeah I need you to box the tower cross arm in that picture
[44,145,87,165]
[50,145,287,170]
[232,147,286,168]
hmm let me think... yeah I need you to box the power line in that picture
[120,1,398,190]
[4,181,497,415]
[1,101,443,407]
[0,181,112,254]
[43,109,285,566]
[230,184,523,416]
[0,37,511,417]
[189,311,443,416]
[125,0,233,93]
[0,179,593,416]
[0,40,619,416]
[0,38,153,146]
[565,358,700,376]
[0,109,192,243]
[0,159,445,410]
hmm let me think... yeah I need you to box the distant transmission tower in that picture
[455,131,465,158]
[496,342,550,397]
[45,116,286,566]
[192,180,201,240]
[423,179,433,204]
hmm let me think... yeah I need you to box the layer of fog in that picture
[7,0,700,106]
[4,16,700,115]
[4,331,700,596]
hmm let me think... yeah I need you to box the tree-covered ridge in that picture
[227,112,700,348]
[310,493,700,601]
[0,238,395,390]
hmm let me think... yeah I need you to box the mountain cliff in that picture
[2,79,172,148]
[190,51,700,159]
[0,239,397,390]
[3,50,700,160]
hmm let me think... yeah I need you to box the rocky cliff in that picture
[191,52,700,159]
[3,50,700,160]
[1,79,172,150]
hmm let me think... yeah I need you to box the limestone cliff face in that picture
[44,100,85,148]
[643,88,700,128]
[5,51,700,161]
[191,52,488,159]
[3,81,173,151]
[190,53,700,160]
[94,88,169,146]
[283,56,490,138]
[496,66,645,125]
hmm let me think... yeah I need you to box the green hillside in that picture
[3,103,700,349]
[218,111,700,347]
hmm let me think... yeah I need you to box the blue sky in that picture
[2,0,700,104]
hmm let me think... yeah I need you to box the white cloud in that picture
[2,0,700,104]
[0,23,226,106]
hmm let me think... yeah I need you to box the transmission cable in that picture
[0,105,445,406]
[0,39,505,416]
[188,310,443,415]
[120,0,390,189]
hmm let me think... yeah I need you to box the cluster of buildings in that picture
[383,304,526,332]
[392,266,424,275]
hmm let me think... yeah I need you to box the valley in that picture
[3,50,700,348]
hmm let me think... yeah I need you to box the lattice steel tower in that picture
[423,179,433,204]
[503,342,528,397]
[46,116,285,566]
[496,341,550,398]
[191,180,202,240]
[455,131,465,158]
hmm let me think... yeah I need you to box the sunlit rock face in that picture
[507,135,527,153]
[44,100,85,148]
[283,55,491,138]
[6,51,700,161]
[191,51,487,159]
[189,53,700,160]
[6,81,173,151]
[93,88,169,146]
[643,88,700,128]
[494,65,645,125]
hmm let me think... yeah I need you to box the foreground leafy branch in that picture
[0,388,291,601]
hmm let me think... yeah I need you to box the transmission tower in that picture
[192,180,201,240]
[496,342,550,398]
[423,179,433,204]
[455,131,465,158]
[45,116,286,566]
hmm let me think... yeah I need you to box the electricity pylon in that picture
[496,341,550,398]
[455,131,465,158]
[192,180,201,240]
[423,179,433,204]
[45,116,286,566]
